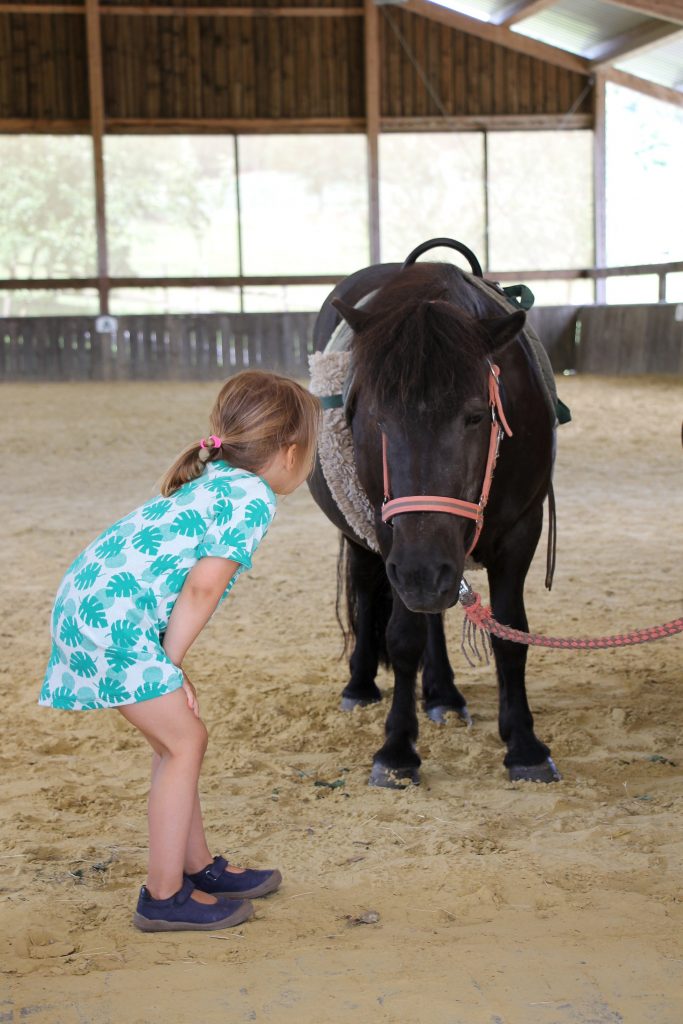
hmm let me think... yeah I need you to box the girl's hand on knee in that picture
[181,672,200,718]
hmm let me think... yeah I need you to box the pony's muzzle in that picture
[386,556,460,613]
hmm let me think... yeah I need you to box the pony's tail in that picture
[336,535,392,668]
[159,442,209,496]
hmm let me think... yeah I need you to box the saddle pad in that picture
[309,349,379,553]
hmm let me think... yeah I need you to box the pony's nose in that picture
[386,558,458,597]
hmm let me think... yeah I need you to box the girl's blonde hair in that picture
[160,370,321,497]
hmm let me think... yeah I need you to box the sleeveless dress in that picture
[38,461,276,711]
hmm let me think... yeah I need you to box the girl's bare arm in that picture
[162,557,240,668]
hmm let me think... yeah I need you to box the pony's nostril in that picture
[435,563,457,594]
[386,560,400,588]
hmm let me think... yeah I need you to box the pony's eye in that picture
[464,412,485,427]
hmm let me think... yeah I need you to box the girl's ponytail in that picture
[159,441,211,496]
[159,370,320,497]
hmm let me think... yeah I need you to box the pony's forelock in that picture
[350,265,489,420]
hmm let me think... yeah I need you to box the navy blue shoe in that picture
[133,877,254,932]
[185,855,282,900]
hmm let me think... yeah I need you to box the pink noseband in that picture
[381,363,513,556]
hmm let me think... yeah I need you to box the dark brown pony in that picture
[308,256,560,787]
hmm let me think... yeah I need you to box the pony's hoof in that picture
[426,704,472,727]
[340,696,381,712]
[368,763,420,789]
[508,757,562,783]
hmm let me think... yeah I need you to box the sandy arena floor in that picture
[1,375,682,1024]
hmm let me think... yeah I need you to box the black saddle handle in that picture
[402,237,483,278]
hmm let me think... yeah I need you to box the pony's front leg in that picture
[422,614,471,726]
[341,539,391,710]
[369,599,426,788]
[487,506,561,783]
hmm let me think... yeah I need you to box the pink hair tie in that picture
[200,435,222,450]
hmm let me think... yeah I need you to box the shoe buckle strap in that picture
[206,855,228,880]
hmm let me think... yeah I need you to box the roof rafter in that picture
[489,0,556,28]
[588,19,683,67]
[604,65,683,106]
[401,0,590,73]
[606,0,683,28]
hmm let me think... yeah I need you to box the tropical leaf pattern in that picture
[95,535,126,559]
[106,573,140,598]
[79,596,108,629]
[59,616,83,648]
[170,509,206,537]
[165,569,189,594]
[104,647,139,672]
[148,554,181,576]
[211,499,234,526]
[69,651,98,678]
[132,526,163,556]
[133,680,169,702]
[142,499,172,521]
[39,461,274,710]
[110,619,142,648]
[74,562,102,591]
[245,498,271,528]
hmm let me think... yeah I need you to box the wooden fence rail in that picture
[1,304,682,380]
[0,312,319,380]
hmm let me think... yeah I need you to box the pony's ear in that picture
[479,310,526,353]
[332,297,374,334]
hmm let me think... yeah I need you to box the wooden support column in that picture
[85,0,109,314]
[593,72,607,305]
[364,0,381,264]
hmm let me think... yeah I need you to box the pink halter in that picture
[381,363,513,556]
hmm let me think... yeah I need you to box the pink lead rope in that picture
[381,363,513,556]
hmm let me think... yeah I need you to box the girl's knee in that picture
[166,718,208,760]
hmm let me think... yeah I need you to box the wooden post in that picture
[233,136,245,313]
[482,130,490,272]
[364,0,380,263]
[85,0,110,315]
[593,72,607,305]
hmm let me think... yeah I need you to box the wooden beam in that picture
[2,262,681,290]
[0,3,363,13]
[0,276,344,289]
[364,0,380,263]
[606,1,683,29]
[603,66,683,107]
[490,0,556,28]
[588,21,683,68]
[100,6,363,15]
[381,114,593,131]
[85,0,109,315]
[402,0,590,74]
[104,117,366,133]
[593,71,607,304]
[0,4,82,12]
[0,119,90,132]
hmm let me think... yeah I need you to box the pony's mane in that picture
[351,263,489,419]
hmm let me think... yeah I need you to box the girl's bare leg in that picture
[150,751,213,874]
[118,688,217,903]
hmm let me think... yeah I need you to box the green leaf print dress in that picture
[39,462,276,711]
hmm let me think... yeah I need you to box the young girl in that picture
[39,370,320,933]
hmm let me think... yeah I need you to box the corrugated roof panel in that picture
[616,34,683,90]
[512,0,648,56]
[421,0,500,21]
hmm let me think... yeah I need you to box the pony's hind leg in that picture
[422,613,471,726]
[369,598,426,788]
[340,539,391,711]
